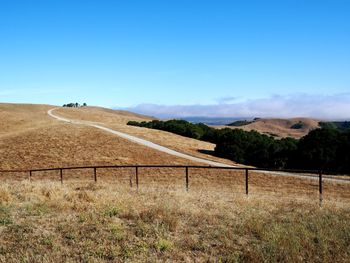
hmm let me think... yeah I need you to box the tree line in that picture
[319,121,350,131]
[62,102,87,108]
[128,119,350,174]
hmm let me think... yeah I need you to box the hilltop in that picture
[222,117,320,138]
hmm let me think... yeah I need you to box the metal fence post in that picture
[245,169,249,195]
[60,169,63,184]
[94,167,97,182]
[135,166,139,190]
[29,170,32,182]
[319,170,323,206]
[185,166,189,192]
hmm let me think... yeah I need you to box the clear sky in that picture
[0,0,349,118]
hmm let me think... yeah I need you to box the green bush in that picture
[290,121,304,129]
[227,120,253,126]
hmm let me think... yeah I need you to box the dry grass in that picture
[0,104,235,170]
[55,107,236,165]
[0,103,55,137]
[3,167,349,201]
[0,123,200,171]
[0,104,201,171]
[1,179,349,262]
[1,104,350,262]
[215,118,320,138]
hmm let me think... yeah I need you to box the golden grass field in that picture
[1,103,350,262]
[0,103,201,171]
[1,180,350,262]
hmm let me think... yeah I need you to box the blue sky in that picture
[0,0,349,118]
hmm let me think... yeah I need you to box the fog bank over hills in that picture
[120,93,350,120]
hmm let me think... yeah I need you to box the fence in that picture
[1,165,350,205]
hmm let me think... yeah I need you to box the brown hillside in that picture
[54,106,235,165]
[0,104,235,170]
[0,104,194,170]
[217,118,320,138]
[0,103,54,137]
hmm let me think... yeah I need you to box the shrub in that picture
[290,121,304,129]
[227,120,253,126]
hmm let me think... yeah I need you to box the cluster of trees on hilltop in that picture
[62,102,87,107]
[227,120,253,127]
[128,119,350,174]
[290,121,305,129]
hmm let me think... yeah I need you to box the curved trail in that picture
[48,108,350,184]
[48,108,235,167]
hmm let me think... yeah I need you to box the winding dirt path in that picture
[48,108,235,167]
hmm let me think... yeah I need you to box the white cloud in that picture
[122,93,350,120]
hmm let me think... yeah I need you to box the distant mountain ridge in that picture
[215,118,321,138]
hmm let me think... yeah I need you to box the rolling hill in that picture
[221,118,321,138]
[0,103,235,171]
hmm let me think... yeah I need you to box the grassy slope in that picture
[1,181,349,262]
[55,106,236,165]
[0,104,200,170]
[0,103,54,137]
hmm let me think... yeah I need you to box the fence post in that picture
[60,169,63,184]
[29,170,32,182]
[185,166,189,192]
[319,170,323,206]
[245,169,249,195]
[129,173,133,188]
[135,166,139,190]
[94,167,97,182]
